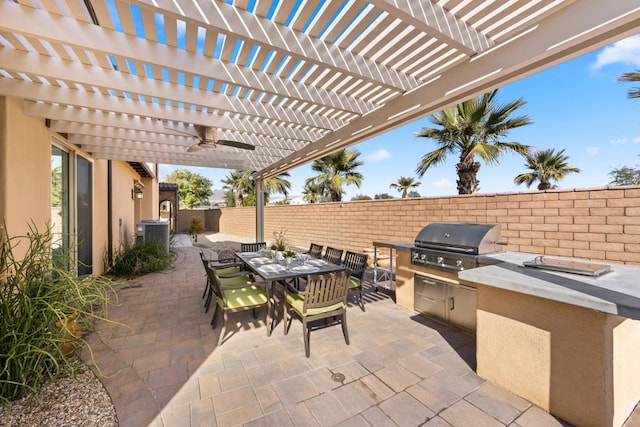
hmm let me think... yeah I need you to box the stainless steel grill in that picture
[411,222,505,271]
[411,222,507,332]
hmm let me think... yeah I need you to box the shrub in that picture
[189,217,204,235]
[0,222,115,402]
[109,240,174,278]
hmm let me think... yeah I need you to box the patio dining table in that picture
[235,251,345,336]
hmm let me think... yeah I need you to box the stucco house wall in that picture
[0,96,51,244]
[0,96,158,274]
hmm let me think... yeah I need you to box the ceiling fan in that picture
[166,125,255,152]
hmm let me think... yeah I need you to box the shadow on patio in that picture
[83,236,571,427]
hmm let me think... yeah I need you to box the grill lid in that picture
[414,222,504,255]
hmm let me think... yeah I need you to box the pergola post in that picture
[255,178,264,242]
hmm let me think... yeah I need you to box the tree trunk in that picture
[235,193,243,207]
[456,161,480,194]
[538,179,551,190]
[401,190,408,198]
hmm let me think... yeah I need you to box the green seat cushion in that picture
[216,266,241,276]
[286,293,345,316]
[220,275,254,287]
[349,277,361,289]
[219,285,268,309]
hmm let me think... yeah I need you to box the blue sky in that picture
[160,34,640,199]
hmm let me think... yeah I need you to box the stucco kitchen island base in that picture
[392,244,640,427]
[459,253,640,427]
[473,285,640,427]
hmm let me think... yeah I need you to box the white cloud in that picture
[586,146,599,155]
[592,34,640,70]
[432,178,454,188]
[610,138,628,145]
[633,137,640,143]
[366,149,390,161]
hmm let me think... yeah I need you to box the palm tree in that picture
[514,148,581,190]
[618,70,640,98]
[221,169,252,207]
[415,89,532,195]
[390,176,421,198]
[306,149,364,202]
[262,173,291,204]
[302,182,323,203]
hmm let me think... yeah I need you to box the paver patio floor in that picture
[82,234,639,427]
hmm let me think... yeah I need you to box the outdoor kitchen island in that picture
[390,243,640,427]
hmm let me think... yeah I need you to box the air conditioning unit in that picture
[136,221,170,252]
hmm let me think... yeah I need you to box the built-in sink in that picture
[522,256,612,277]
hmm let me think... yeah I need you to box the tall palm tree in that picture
[415,89,532,195]
[221,169,252,207]
[302,182,323,203]
[262,173,291,204]
[306,149,364,202]
[514,148,581,190]
[389,176,421,198]
[618,70,640,98]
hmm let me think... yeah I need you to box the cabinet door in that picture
[448,284,477,332]
[414,275,447,321]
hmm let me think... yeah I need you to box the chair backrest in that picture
[203,261,227,306]
[199,249,210,270]
[342,251,369,280]
[241,242,266,252]
[302,272,349,314]
[308,243,323,258]
[322,246,344,264]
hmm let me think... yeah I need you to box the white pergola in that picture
[1,0,639,237]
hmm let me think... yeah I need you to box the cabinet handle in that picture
[422,296,436,303]
[449,297,455,311]
[421,278,436,285]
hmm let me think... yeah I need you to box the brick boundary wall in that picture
[210,185,640,266]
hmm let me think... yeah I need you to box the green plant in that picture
[0,221,115,402]
[270,228,289,251]
[109,240,174,278]
[189,217,204,235]
[282,250,296,259]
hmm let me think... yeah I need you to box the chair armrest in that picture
[208,260,242,269]
[344,265,367,276]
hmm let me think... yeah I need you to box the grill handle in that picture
[414,243,475,254]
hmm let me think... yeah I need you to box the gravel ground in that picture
[0,239,240,427]
[0,359,117,427]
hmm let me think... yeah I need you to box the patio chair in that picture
[306,243,323,258]
[283,272,350,357]
[322,246,344,265]
[240,242,267,252]
[205,262,269,345]
[199,250,243,312]
[342,251,369,311]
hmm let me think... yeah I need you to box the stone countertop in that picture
[459,251,640,320]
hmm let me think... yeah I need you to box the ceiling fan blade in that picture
[186,144,202,152]
[217,140,255,151]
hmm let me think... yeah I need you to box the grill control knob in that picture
[420,254,426,260]
[437,256,444,264]
[456,260,464,270]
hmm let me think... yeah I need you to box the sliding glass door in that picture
[51,146,70,258]
[51,143,93,275]
[76,156,93,275]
